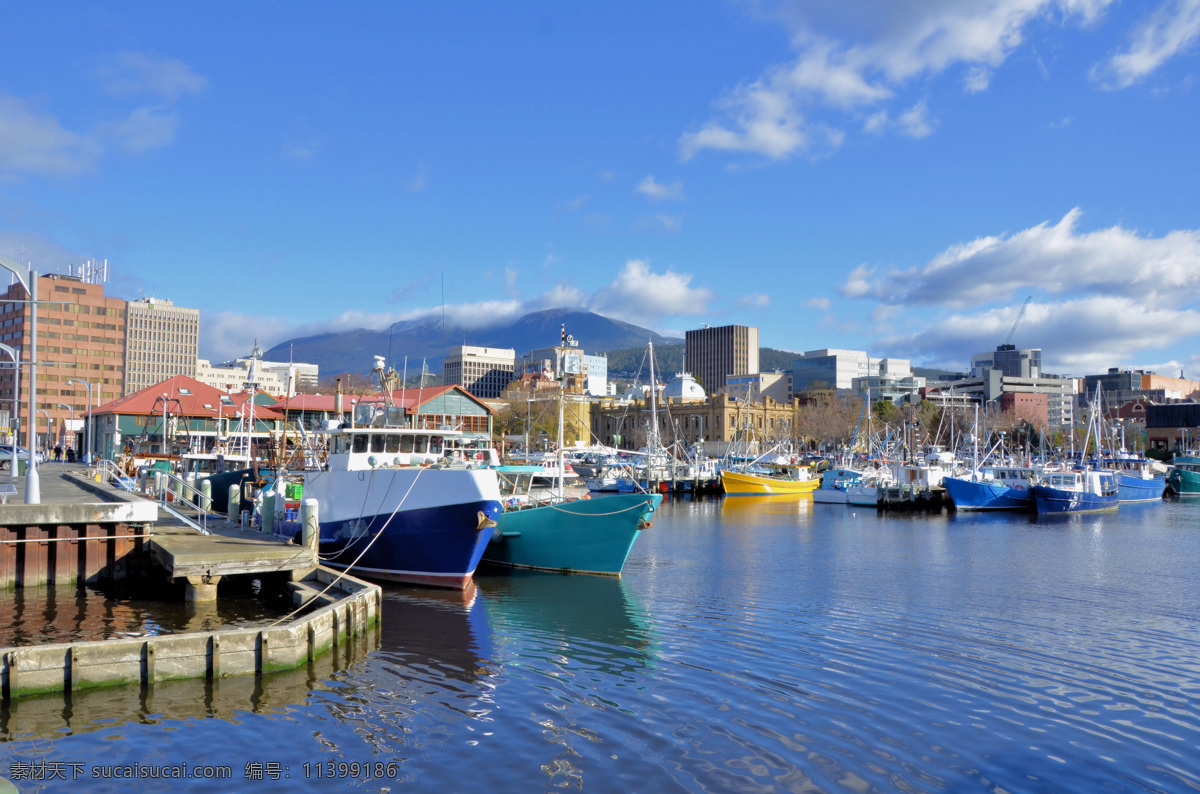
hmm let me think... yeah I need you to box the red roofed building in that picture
[274,384,495,442]
[90,375,281,460]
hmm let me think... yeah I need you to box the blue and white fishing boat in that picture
[1104,450,1166,503]
[1032,469,1119,514]
[291,360,503,590]
[944,464,1041,511]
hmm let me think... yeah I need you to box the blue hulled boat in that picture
[943,465,1040,511]
[1106,453,1166,502]
[1032,469,1119,514]
[486,465,660,575]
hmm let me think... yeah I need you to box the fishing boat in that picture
[943,465,1040,511]
[1167,455,1200,496]
[1031,469,1119,514]
[1106,451,1166,502]
[293,359,502,589]
[484,363,659,575]
[721,459,819,496]
[486,466,660,575]
[812,467,864,504]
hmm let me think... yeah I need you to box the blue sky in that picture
[2,1,1199,377]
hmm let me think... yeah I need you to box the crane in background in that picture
[1004,296,1033,346]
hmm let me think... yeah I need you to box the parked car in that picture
[0,445,46,470]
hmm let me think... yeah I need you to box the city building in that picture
[1145,403,1200,451]
[685,325,759,393]
[850,358,923,403]
[196,358,290,396]
[443,346,515,399]
[792,350,909,393]
[971,344,1042,378]
[0,272,128,456]
[924,371,1076,428]
[124,297,200,395]
[725,371,790,403]
[591,392,798,454]
[1082,368,1200,409]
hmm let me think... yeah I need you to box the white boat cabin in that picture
[328,426,458,471]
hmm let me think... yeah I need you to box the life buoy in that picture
[475,451,485,461]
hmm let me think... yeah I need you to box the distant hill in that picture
[265,308,683,377]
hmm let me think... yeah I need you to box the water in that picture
[4,496,1200,792]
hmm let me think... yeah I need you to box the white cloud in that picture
[842,208,1200,308]
[589,260,714,323]
[802,297,832,309]
[0,233,84,272]
[738,293,771,308]
[199,262,713,361]
[879,296,1200,373]
[635,174,684,200]
[99,106,180,154]
[96,51,208,103]
[0,93,101,177]
[682,1,1116,160]
[1092,0,1200,89]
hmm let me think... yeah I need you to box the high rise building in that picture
[444,346,516,399]
[0,273,127,453]
[684,325,759,393]
[124,297,200,395]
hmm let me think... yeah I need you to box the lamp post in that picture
[0,255,38,502]
[0,342,19,475]
[56,403,75,458]
[65,378,93,464]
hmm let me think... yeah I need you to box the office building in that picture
[792,349,909,393]
[685,325,759,393]
[0,273,127,454]
[124,297,200,395]
[443,346,516,400]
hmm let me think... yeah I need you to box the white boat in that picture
[289,359,503,590]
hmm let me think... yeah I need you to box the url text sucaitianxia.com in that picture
[7,761,234,781]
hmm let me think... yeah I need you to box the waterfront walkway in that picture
[0,463,318,599]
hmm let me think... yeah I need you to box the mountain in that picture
[264,308,683,377]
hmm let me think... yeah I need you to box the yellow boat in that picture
[720,464,820,496]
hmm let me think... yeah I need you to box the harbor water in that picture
[4,495,1200,791]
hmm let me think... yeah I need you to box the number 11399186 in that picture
[303,761,400,780]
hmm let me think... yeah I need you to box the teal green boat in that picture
[1167,456,1200,495]
[484,465,661,575]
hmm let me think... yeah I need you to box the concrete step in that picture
[287,580,340,609]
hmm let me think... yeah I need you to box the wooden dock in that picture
[0,464,317,600]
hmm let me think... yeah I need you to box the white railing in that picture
[94,459,136,492]
[156,471,212,535]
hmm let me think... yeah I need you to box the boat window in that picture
[352,434,369,453]
[430,436,443,454]
[401,435,414,453]
[414,435,429,454]
[385,435,400,453]
[371,435,386,453]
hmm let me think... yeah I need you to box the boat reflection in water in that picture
[476,569,654,675]
[719,493,814,526]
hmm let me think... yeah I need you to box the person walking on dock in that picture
[53,444,62,462]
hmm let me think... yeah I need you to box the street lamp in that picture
[0,255,39,502]
[65,378,93,464]
[56,403,75,458]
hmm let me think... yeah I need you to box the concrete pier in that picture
[0,462,379,702]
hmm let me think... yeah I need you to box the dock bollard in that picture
[199,478,212,512]
[301,498,319,551]
[153,470,165,499]
[137,466,149,494]
[227,483,242,522]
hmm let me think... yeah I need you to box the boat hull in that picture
[720,469,819,496]
[943,476,1033,511]
[812,488,850,504]
[484,493,662,575]
[1117,473,1166,502]
[1167,459,1200,495]
[1032,485,1118,514]
[301,467,502,589]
